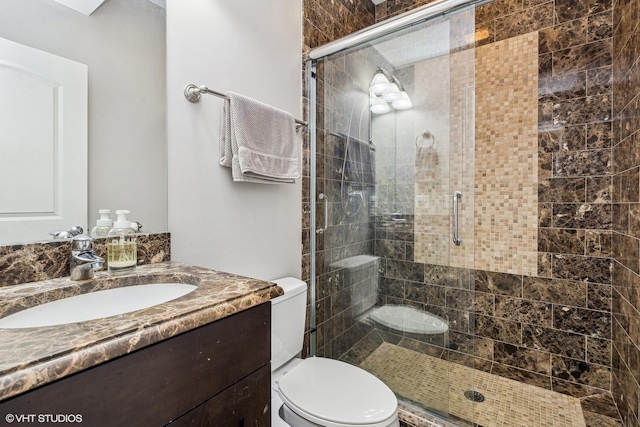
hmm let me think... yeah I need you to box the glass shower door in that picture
[311,6,476,423]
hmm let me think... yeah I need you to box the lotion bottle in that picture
[90,209,113,238]
[107,210,137,275]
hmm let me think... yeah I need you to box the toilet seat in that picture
[277,357,398,427]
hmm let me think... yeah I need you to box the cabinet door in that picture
[167,364,270,427]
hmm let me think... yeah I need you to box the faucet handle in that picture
[49,225,84,240]
[49,230,71,239]
[72,234,94,252]
[69,226,84,237]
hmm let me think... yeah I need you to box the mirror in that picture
[0,0,167,245]
[0,36,89,243]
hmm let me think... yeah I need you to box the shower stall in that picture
[308,2,479,424]
[306,0,568,426]
[303,0,632,422]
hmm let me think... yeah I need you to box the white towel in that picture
[220,92,300,184]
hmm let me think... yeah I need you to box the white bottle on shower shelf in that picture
[107,210,137,275]
[90,209,113,238]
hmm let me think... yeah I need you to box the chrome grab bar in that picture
[453,191,462,246]
[316,193,328,234]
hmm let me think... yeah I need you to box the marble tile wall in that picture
[317,255,380,357]
[0,233,171,287]
[364,2,619,423]
[301,0,377,357]
[302,0,386,359]
[368,0,616,416]
[304,0,627,424]
[611,0,640,423]
[303,0,375,50]
[374,0,439,22]
[312,53,384,358]
[375,264,620,419]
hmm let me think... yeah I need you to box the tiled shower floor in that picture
[359,342,586,427]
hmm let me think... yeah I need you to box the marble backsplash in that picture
[0,233,171,287]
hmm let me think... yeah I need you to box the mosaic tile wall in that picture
[611,0,640,423]
[474,32,539,276]
[380,12,476,270]
[448,39,476,270]
[413,54,454,267]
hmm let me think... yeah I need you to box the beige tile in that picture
[360,342,585,427]
[414,32,539,277]
[474,32,539,276]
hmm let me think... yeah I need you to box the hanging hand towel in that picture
[219,92,300,184]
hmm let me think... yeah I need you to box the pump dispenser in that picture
[107,210,137,274]
[90,209,113,238]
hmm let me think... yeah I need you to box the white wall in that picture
[0,0,167,234]
[166,0,302,280]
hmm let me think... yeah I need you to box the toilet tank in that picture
[270,277,307,371]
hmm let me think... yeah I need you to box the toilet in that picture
[271,277,399,427]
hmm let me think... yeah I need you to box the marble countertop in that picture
[0,262,283,402]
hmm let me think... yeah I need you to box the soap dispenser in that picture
[107,210,137,275]
[90,209,113,238]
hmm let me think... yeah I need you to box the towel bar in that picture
[184,84,307,129]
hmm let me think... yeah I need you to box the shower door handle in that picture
[316,193,328,234]
[453,191,462,246]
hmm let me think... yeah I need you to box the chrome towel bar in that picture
[183,84,307,128]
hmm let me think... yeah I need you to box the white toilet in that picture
[271,277,400,427]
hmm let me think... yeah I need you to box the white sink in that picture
[0,283,197,329]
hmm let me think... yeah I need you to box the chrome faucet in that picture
[70,234,104,281]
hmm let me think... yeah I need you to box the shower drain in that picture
[464,390,485,402]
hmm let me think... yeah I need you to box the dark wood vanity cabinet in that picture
[0,303,271,427]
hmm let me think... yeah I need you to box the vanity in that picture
[0,262,283,426]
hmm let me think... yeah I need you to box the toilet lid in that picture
[278,357,397,427]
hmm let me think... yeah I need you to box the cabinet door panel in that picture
[168,364,270,427]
